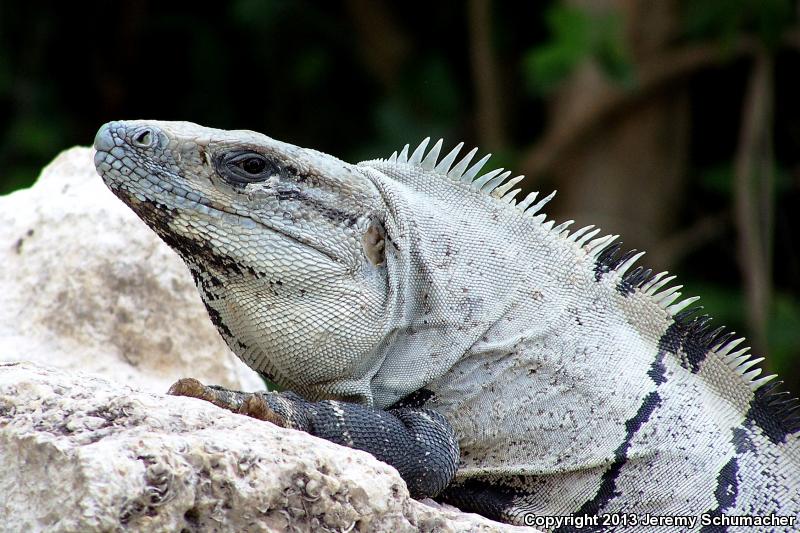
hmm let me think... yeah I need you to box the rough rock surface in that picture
[0,362,534,532]
[0,147,263,393]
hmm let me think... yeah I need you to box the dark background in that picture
[1,1,798,396]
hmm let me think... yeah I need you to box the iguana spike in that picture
[481,172,510,192]
[595,243,623,270]
[397,144,410,163]
[552,220,574,235]
[710,332,738,353]
[673,305,701,324]
[541,219,556,231]
[525,190,556,216]
[493,175,525,197]
[639,271,667,293]
[568,225,594,242]
[727,348,751,367]
[409,138,430,165]
[733,352,757,368]
[657,288,683,308]
[701,325,726,345]
[644,274,675,295]
[434,142,464,174]
[586,234,618,255]
[500,189,522,203]
[749,374,777,390]
[448,147,479,180]
[717,336,745,358]
[462,153,493,183]
[388,151,398,163]
[667,296,701,315]
[742,367,763,381]
[621,266,646,288]
[500,189,522,205]
[574,228,601,247]
[472,168,506,190]
[653,282,683,308]
[615,251,646,277]
[736,357,765,374]
[420,139,443,170]
[516,191,539,211]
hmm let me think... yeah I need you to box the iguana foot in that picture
[167,377,459,498]
[167,377,289,427]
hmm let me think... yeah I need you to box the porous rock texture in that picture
[0,147,263,393]
[0,362,533,532]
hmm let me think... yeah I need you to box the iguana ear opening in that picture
[362,219,386,266]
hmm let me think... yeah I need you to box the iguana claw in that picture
[167,377,289,427]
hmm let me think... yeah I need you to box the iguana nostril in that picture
[132,129,153,147]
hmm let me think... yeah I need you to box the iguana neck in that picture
[361,165,548,407]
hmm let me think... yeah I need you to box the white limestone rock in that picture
[0,147,263,393]
[0,362,535,532]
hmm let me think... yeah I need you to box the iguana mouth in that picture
[110,174,343,266]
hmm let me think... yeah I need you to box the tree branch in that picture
[468,0,507,149]
[344,0,410,88]
[734,47,775,355]
[518,37,768,179]
[650,212,729,268]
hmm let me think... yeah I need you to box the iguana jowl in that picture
[94,120,800,528]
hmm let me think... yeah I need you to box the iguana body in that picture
[94,121,800,530]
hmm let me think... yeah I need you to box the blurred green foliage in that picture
[683,0,794,47]
[698,163,791,197]
[522,5,632,94]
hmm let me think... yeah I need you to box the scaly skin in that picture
[95,121,800,528]
[93,120,458,499]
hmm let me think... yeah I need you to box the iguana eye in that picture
[240,157,267,175]
[216,151,279,185]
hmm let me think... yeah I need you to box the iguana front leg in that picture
[168,378,460,498]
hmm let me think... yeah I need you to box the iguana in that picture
[93,120,800,530]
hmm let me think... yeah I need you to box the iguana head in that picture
[95,121,558,407]
[94,120,392,400]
